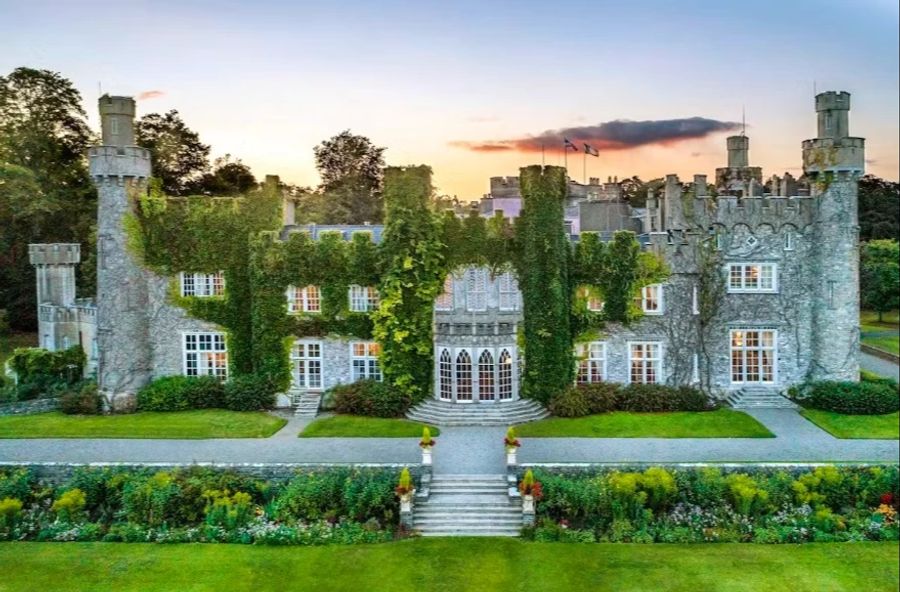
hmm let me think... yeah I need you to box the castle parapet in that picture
[801,137,865,175]
[88,146,152,179]
[29,243,80,266]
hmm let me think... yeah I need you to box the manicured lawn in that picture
[801,409,899,439]
[516,409,774,438]
[0,332,37,367]
[861,309,900,355]
[0,540,896,591]
[300,414,439,437]
[0,410,286,439]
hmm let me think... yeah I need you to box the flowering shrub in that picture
[519,470,543,500]
[0,466,406,546]
[522,465,900,544]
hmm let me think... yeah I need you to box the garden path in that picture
[860,351,900,381]
[0,408,896,470]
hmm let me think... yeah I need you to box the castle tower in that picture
[802,91,864,381]
[89,95,153,409]
[726,135,749,168]
[715,134,763,192]
[29,243,80,350]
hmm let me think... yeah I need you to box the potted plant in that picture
[518,469,543,514]
[395,467,415,513]
[419,427,436,465]
[504,426,521,465]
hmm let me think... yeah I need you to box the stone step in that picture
[406,399,549,427]
[418,527,521,537]
[726,388,798,409]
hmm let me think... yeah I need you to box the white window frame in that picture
[730,328,778,385]
[182,332,228,380]
[628,341,663,384]
[435,275,454,311]
[576,341,607,384]
[180,272,225,298]
[727,263,778,293]
[348,285,378,312]
[498,272,520,312]
[291,340,323,390]
[578,286,604,312]
[455,348,474,402]
[498,348,514,401]
[287,285,321,313]
[438,348,453,401]
[466,268,488,312]
[478,349,496,401]
[640,284,664,315]
[350,341,381,382]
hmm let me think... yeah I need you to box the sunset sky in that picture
[2,0,898,199]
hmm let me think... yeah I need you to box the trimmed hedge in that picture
[330,380,412,418]
[549,383,714,418]
[137,376,225,412]
[59,382,103,415]
[222,375,277,411]
[790,379,899,415]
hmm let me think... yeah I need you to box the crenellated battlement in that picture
[88,146,152,179]
[29,243,81,266]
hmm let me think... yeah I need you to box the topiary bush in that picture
[330,380,412,418]
[137,376,226,412]
[789,380,899,415]
[59,381,102,415]
[222,374,277,411]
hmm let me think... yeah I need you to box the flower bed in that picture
[524,465,899,544]
[0,466,409,545]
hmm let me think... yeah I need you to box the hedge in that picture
[330,380,412,418]
[789,379,899,415]
[549,383,715,418]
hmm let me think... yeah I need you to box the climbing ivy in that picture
[371,166,446,401]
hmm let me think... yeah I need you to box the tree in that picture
[136,110,210,195]
[0,67,96,329]
[858,175,899,242]
[194,154,257,196]
[860,239,900,322]
[313,130,385,223]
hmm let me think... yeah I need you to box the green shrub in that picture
[0,497,23,529]
[548,387,590,417]
[59,381,102,415]
[726,474,769,515]
[618,383,713,412]
[52,488,87,522]
[0,469,33,502]
[121,472,182,527]
[203,489,255,529]
[223,374,277,411]
[8,346,85,398]
[137,375,226,411]
[581,382,621,413]
[330,380,411,418]
[790,380,899,415]
[272,468,398,525]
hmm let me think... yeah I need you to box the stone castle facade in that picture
[32,91,863,410]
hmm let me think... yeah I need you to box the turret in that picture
[803,91,863,382]
[29,244,80,307]
[89,95,153,410]
[726,135,749,168]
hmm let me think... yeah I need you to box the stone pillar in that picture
[663,174,684,229]
[90,95,153,411]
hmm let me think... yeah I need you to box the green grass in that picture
[0,332,37,368]
[0,410,286,439]
[516,409,774,438]
[300,414,439,437]
[861,309,900,355]
[0,540,896,592]
[801,409,899,439]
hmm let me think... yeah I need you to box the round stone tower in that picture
[726,135,750,168]
[802,91,864,381]
[89,95,153,410]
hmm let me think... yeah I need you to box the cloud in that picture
[452,117,741,153]
[137,90,165,100]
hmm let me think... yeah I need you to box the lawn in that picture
[515,409,774,438]
[0,332,37,368]
[801,409,899,439]
[300,414,439,437]
[861,309,899,355]
[0,410,286,439]
[0,540,895,592]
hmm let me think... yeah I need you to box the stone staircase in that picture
[726,386,798,409]
[406,399,549,427]
[413,474,522,537]
[292,391,322,418]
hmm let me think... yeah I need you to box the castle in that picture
[31,91,863,413]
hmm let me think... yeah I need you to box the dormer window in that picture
[466,268,487,312]
[498,272,520,311]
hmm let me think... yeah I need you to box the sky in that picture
[1,0,898,199]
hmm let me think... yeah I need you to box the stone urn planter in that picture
[421,445,433,465]
[504,427,520,466]
[522,494,535,514]
[419,427,435,466]
[399,490,415,513]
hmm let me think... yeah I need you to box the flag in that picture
[564,138,579,152]
[584,143,599,157]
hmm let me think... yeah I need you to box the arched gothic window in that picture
[439,349,452,401]
[456,350,473,401]
[498,349,513,400]
[478,350,495,401]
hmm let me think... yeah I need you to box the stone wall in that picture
[0,398,59,416]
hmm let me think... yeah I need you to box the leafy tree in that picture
[136,110,210,195]
[858,175,899,242]
[618,176,665,207]
[195,154,257,196]
[313,130,385,223]
[860,239,900,322]
[0,67,95,329]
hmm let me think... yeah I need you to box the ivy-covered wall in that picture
[129,165,667,403]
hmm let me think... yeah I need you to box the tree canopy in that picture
[135,110,210,196]
[313,130,385,224]
[860,239,900,322]
[858,175,900,242]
